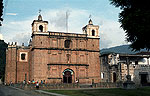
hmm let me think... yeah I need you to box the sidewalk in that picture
[8,85,67,96]
[35,90,68,96]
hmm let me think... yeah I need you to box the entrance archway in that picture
[139,72,148,86]
[63,69,74,83]
[140,74,148,86]
[141,74,147,84]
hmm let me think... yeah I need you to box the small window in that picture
[39,25,43,32]
[92,30,95,36]
[101,72,104,79]
[65,40,71,48]
[20,52,27,61]
[21,53,26,60]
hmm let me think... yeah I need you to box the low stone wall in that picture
[12,82,123,90]
[0,79,2,84]
[96,82,123,88]
[13,83,79,90]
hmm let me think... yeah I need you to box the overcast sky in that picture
[0,0,127,49]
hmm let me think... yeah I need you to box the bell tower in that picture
[31,11,48,33]
[82,19,99,38]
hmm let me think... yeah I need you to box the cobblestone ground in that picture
[0,84,51,96]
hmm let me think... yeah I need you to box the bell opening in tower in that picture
[39,25,43,32]
[92,30,95,36]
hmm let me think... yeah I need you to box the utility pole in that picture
[66,10,69,33]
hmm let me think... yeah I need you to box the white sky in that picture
[0,34,3,40]
[0,0,127,49]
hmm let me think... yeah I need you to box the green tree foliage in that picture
[0,0,3,26]
[0,40,7,82]
[110,0,150,51]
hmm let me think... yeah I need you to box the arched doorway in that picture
[63,69,74,83]
[140,72,148,86]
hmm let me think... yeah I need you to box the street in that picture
[0,84,50,96]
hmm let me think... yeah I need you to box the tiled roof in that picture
[136,51,150,55]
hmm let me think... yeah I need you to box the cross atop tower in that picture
[89,14,92,19]
[88,14,93,25]
[39,9,41,14]
[38,9,42,21]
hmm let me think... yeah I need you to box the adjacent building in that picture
[100,52,150,85]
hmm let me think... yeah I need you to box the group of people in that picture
[23,79,45,89]
[24,79,45,85]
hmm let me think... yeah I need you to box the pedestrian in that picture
[10,81,12,86]
[23,80,26,85]
[76,78,79,84]
[76,79,78,83]
[32,79,35,84]
[28,80,31,84]
[41,80,43,84]
[43,80,45,84]
[36,81,39,89]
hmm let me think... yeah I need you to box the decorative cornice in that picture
[31,47,100,52]
[48,77,62,79]
[31,32,100,39]
[47,63,89,66]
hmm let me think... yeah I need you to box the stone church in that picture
[5,14,100,84]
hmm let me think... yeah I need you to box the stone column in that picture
[123,57,135,89]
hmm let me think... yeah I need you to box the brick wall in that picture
[5,46,30,84]
[30,32,100,84]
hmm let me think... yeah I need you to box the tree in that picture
[110,0,150,51]
[0,0,3,26]
[0,40,7,82]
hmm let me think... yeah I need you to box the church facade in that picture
[5,14,101,84]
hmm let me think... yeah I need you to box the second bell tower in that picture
[82,19,99,38]
[31,13,48,33]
